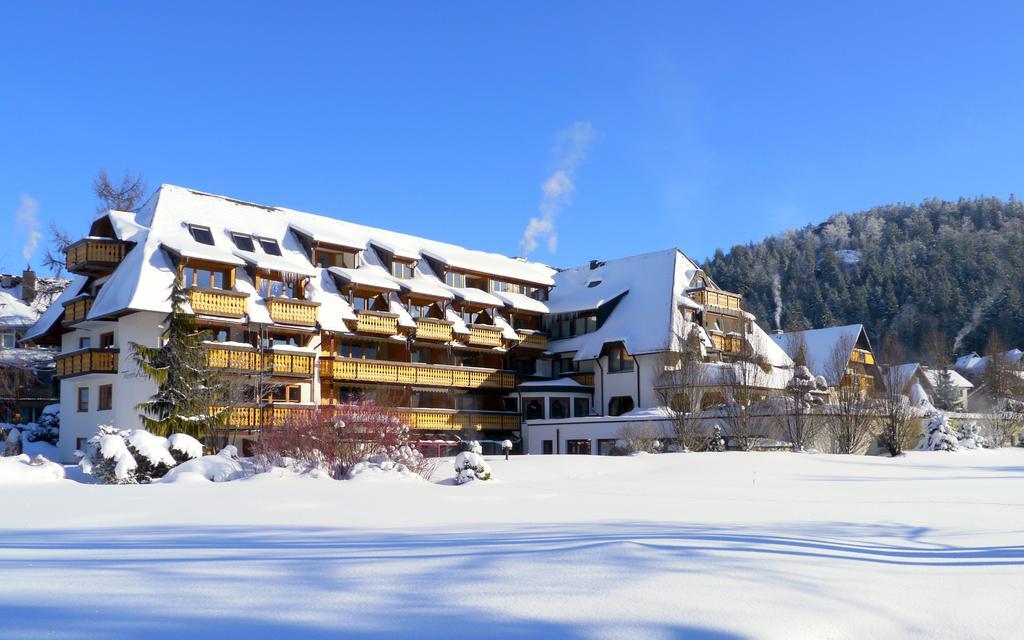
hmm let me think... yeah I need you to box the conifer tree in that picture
[130,278,228,438]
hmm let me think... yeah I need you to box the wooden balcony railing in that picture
[56,349,118,378]
[355,310,399,336]
[267,297,319,327]
[320,357,516,389]
[414,318,453,342]
[188,287,248,318]
[689,288,742,312]
[203,344,314,377]
[711,333,744,354]
[62,297,93,325]
[516,331,547,350]
[851,349,875,365]
[213,404,520,432]
[65,238,127,274]
[567,373,594,386]
[466,324,503,348]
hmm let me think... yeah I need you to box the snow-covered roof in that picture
[393,275,454,301]
[0,291,38,328]
[0,274,70,331]
[491,291,549,314]
[771,324,870,384]
[547,249,700,361]
[77,184,554,321]
[22,276,86,342]
[445,285,503,308]
[328,266,400,292]
[921,367,974,390]
[955,349,1024,378]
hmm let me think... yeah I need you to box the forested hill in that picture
[703,196,1024,359]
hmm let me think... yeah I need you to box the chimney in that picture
[773,329,784,335]
[589,259,603,270]
[21,267,36,304]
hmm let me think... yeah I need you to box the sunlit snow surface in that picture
[1,449,1021,639]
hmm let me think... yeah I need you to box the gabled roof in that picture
[771,324,871,384]
[921,367,974,390]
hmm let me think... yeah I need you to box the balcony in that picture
[65,238,127,274]
[516,330,547,351]
[320,357,516,390]
[566,372,594,386]
[400,409,521,432]
[355,310,399,336]
[851,349,875,365]
[56,349,118,378]
[690,288,742,313]
[214,405,314,429]
[268,351,315,376]
[466,324,503,348]
[188,287,248,319]
[204,344,262,372]
[267,297,319,327]
[711,333,744,354]
[414,318,453,342]
[62,296,93,326]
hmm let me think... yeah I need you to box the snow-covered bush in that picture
[3,427,23,456]
[253,404,434,480]
[501,439,513,452]
[0,453,65,484]
[27,404,59,444]
[955,421,987,449]
[614,424,662,455]
[920,413,958,452]
[454,451,492,484]
[78,425,203,484]
[161,447,245,483]
[706,425,726,452]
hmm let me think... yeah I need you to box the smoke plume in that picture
[771,273,784,330]
[953,289,1001,354]
[519,121,596,255]
[14,194,41,263]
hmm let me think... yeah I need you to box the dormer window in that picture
[445,271,466,288]
[391,261,413,279]
[259,238,282,256]
[231,232,255,252]
[188,225,215,246]
[316,248,358,269]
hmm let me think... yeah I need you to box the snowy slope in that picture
[1,450,1021,639]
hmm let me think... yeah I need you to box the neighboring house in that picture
[954,349,1024,380]
[524,249,793,455]
[1,269,68,423]
[26,184,555,462]
[770,324,880,394]
[882,363,973,411]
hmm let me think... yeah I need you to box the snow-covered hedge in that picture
[77,426,204,484]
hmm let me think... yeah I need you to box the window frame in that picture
[524,397,545,421]
[188,225,215,246]
[98,384,113,411]
[77,386,89,412]
[573,397,590,418]
[549,396,570,420]
[608,345,635,373]
[258,237,282,256]
[230,232,256,252]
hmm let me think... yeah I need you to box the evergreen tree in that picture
[130,278,228,438]
[932,368,960,411]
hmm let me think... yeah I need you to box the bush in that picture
[254,403,434,480]
[706,425,726,452]
[78,425,202,484]
[27,404,60,445]
[956,421,987,449]
[3,427,23,456]
[920,413,958,451]
[454,451,492,484]
[615,424,662,455]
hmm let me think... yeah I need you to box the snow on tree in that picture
[167,433,205,464]
[3,427,23,456]
[955,421,987,449]
[706,425,726,452]
[27,404,59,445]
[78,425,202,484]
[920,413,959,451]
[130,278,229,439]
[932,368,960,411]
[454,451,492,484]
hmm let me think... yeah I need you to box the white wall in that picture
[526,416,676,455]
[591,352,666,416]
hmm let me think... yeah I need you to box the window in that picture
[268,385,302,402]
[100,332,115,349]
[567,439,591,455]
[573,397,590,417]
[465,274,487,291]
[597,439,617,455]
[76,437,87,451]
[391,261,413,279]
[231,233,255,252]
[352,295,376,311]
[608,345,634,373]
[258,276,296,299]
[524,398,545,420]
[0,332,15,348]
[503,397,518,413]
[542,440,554,455]
[552,355,578,377]
[77,387,89,412]
[316,249,358,269]
[98,384,112,411]
[549,397,570,419]
[608,395,634,417]
[182,266,229,290]
[445,271,465,288]
[78,337,91,349]
[188,225,215,245]
[462,310,480,325]
[410,304,432,319]
[258,237,282,256]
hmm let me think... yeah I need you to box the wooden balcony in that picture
[690,288,742,313]
[466,324,503,348]
[711,333,744,354]
[516,330,547,350]
[267,297,319,327]
[851,349,875,365]
[214,405,314,429]
[320,357,516,389]
[214,404,519,432]
[204,345,262,372]
[56,349,118,378]
[268,351,315,376]
[65,238,127,274]
[414,318,453,342]
[62,297,93,326]
[355,310,399,336]
[188,287,248,319]
[566,373,594,386]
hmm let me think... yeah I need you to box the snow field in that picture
[0,449,1021,639]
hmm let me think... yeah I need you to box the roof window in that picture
[231,232,255,252]
[259,237,282,256]
[188,225,215,246]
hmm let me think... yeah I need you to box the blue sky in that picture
[3,1,1024,274]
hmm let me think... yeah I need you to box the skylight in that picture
[258,238,282,256]
[231,232,255,252]
[188,225,214,246]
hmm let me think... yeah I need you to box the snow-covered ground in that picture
[2,450,1022,639]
